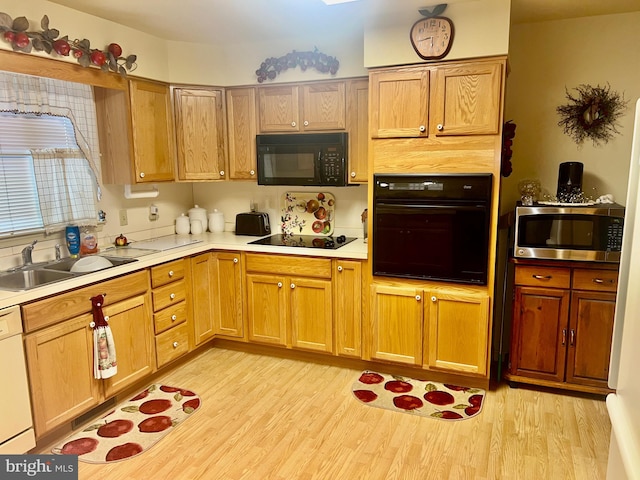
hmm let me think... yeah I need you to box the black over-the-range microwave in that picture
[514,203,625,263]
[256,132,348,186]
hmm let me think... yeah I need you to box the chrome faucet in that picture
[55,244,61,261]
[21,240,37,266]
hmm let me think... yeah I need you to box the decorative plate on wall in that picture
[281,192,335,236]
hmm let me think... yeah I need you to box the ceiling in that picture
[45,0,640,45]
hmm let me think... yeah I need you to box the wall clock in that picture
[409,5,454,60]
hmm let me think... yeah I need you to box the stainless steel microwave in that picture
[514,204,625,262]
[256,132,348,186]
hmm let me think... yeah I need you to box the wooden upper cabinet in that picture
[226,87,257,180]
[258,81,346,133]
[347,79,369,183]
[430,61,502,136]
[174,87,227,181]
[128,79,176,182]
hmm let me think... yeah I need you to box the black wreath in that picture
[556,83,627,147]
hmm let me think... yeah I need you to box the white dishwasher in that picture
[0,305,36,453]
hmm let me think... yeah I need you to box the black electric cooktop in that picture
[249,234,356,250]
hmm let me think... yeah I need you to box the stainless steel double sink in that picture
[0,256,138,291]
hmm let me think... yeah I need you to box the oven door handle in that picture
[375,202,487,214]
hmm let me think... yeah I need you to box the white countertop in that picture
[0,232,368,310]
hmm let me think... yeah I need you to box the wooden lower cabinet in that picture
[246,273,288,346]
[506,262,617,394]
[211,252,244,338]
[334,260,362,357]
[190,253,215,346]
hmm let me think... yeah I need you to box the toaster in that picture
[235,212,271,236]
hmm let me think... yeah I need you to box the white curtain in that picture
[31,148,97,233]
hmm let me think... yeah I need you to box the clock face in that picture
[410,16,454,60]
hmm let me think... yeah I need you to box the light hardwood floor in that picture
[60,347,610,479]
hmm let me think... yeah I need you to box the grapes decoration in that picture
[0,12,137,76]
[256,48,339,83]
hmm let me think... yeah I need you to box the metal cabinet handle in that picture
[592,278,605,284]
[277,282,283,288]
[170,293,176,300]
[291,121,296,127]
[337,266,343,272]
[350,172,356,178]
[562,328,567,346]
[431,296,437,302]
[437,124,443,131]
[171,314,177,321]
[250,170,255,176]
[290,283,296,289]
[139,172,145,178]
[415,295,421,301]
[303,120,309,126]
[173,341,179,348]
[419,125,426,132]
[570,329,575,345]
[233,258,239,264]
[168,270,174,277]
[532,274,552,280]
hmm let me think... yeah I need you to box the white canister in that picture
[190,219,203,234]
[208,209,225,233]
[175,214,190,235]
[188,205,208,231]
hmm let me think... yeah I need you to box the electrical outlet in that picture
[119,209,128,226]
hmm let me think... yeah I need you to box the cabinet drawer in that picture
[155,322,189,367]
[245,253,332,278]
[572,269,618,292]
[152,280,186,311]
[153,301,186,334]
[514,265,570,289]
[151,259,185,288]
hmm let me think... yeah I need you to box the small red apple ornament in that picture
[108,43,122,57]
[115,234,127,246]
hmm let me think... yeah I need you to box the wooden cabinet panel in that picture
[572,269,618,292]
[153,302,187,334]
[211,252,244,338]
[370,284,423,365]
[334,260,362,358]
[227,87,257,180]
[369,69,429,138]
[155,322,190,368]
[426,291,489,375]
[151,259,185,288]
[174,87,227,181]
[290,277,333,353]
[128,78,175,182]
[301,82,345,131]
[258,85,300,132]
[245,253,332,278]
[190,253,215,346]
[431,62,502,136]
[151,280,186,312]
[514,265,570,289]
[347,79,369,183]
[246,273,288,346]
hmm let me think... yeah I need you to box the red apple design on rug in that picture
[160,385,196,397]
[61,437,99,455]
[384,380,413,393]
[97,419,134,438]
[464,394,484,416]
[393,395,424,410]
[443,384,470,392]
[424,390,455,406]
[358,372,384,384]
[129,389,150,401]
[353,390,378,403]
[139,399,172,414]
[105,442,143,461]
[138,415,173,433]
[434,410,463,420]
[182,398,201,413]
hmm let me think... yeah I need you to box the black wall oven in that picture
[372,174,493,285]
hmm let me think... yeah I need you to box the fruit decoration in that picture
[556,83,627,147]
[255,47,339,83]
[115,234,128,246]
[501,120,516,177]
[0,12,137,76]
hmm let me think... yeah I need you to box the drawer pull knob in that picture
[419,125,426,132]
[168,270,174,277]
[170,293,176,300]
[277,282,283,288]
[291,121,296,127]
[250,170,255,176]
[304,120,309,126]
[220,170,225,176]
[233,258,239,264]
[431,296,437,302]
[290,283,296,289]
[173,341,179,348]
[592,278,605,284]
[437,124,444,131]
[171,314,177,321]
[532,274,552,280]
[337,266,343,272]
[415,295,421,301]
[350,172,356,178]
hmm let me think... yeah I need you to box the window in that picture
[0,112,96,236]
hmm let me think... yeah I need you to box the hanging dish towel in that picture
[91,294,117,379]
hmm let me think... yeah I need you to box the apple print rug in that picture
[352,371,485,421]
[51,384,201,463]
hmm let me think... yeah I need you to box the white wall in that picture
[503,12,640,212]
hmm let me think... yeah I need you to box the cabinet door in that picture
[258,85,299,132]
[566,291,616,388]
[334,260,362,357]
[426,291,490,375]
[290,277,333,353]
[347,79,369,183]
[174,88,227,181]
[510,286,569,382]
[191,253,215,346]
[301,82,346,131]
[369,69,429,138]
[430,62,502,136]
[102,294,155,398]
[25,314,102,437]
[246,273,288,346]
[212,252,244,338]
[370,284,423,365]
[129,78,175,182]
[227,87,257,180]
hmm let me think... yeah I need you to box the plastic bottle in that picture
[80,227,98,255]
[65,225,80,258]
